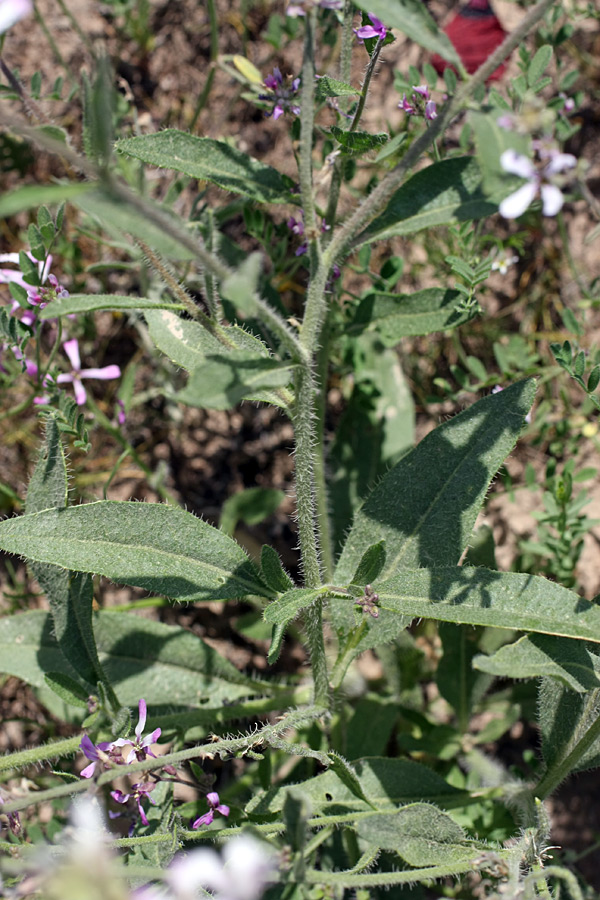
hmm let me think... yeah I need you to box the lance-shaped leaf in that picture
[332,381,535,646]
[347,288,477,342]
[330,127,388,156]
[372,567,600,642]
[0,610,274,708]
[116,132,296,205]
[353,0,461,64]
[264,588,325,626]
[0,501,272,602]
[315,76,358,101]
[145,310,271,372]
[73,188,195,260]
[0,183,94,218]
[25,417,106,691]
[474,634,600,693]
[335,381,535,584]
[246,757,462,815]
[41,294,186,319]
[177,352,294,410]
[357,804,487,866]
[355,157,497,246]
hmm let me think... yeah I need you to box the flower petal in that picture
[499,181,537,219]
[540,183,564,216]
[499,149,535,179]
[545,152,576,176]
[80,365,121,380]
[136,698,147,738]
[63,338,81,372]
[72,377,87,406]
[0,0,32,34]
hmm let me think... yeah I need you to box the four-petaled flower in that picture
[0,0,32,34]
[499,148,576,219]
[56,338,121,406]
[110,781,157,830]
[79,734,116,778]
[354,13,386,43]
[112,698,162,763]
[259,67,301,121]
[192,791,230,829]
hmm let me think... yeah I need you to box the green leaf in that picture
[0,501,272,602]
[469,111,529,198]
[41,294,186,319]
[357,804,485,866]
[351,541,387,586]
[372,567,600,642]
[347,288,477,342]
[315,76,358,101]
[539,679,600,775]
[0,182,92,218]
[144,310,269,372]
[587,366,600,393]
[527,45,553,88]
[73,188,195,260]
[352,0,461,65]
[44,672,90,708]
[0,610,271,709]
[264,588,324,626]
[267,622,287,665]
[329,127,388,156]
[474,634,600,692]
[220,487,285,537]
[335,380,535,583]
[261,545,294,594]
[177,352,294,410]
[25,417,106,691]
[437,623,491,725]
[246,757,462,815]
[221,252,262,315]
[116,132,295,204]
[356,158,496,246]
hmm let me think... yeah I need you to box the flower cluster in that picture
[5,798,275,900]
[399,84,437,121]
[259,68,300,121]
[499,145,576,219]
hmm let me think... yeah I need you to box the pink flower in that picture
[111,698,161,764]
[110,782,157,830]
[56,338,121,406]
[354,13,386,42]
[79,734,115,779]
[192,791,230,829]
[0,0,32,34]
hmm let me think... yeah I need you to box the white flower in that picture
[0,0,32,33]
[166,835,277,900]
[491,252,518,275]
[499,148,576,219]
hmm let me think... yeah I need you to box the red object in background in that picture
[431,0,508,81]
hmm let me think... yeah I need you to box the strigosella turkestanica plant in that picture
[0,0,598,898]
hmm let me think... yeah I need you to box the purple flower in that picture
[354,13,386,42]
[413,84,429,99]
[499,148,576,219]
[425,100,437,121]
[259,68,301,120]
[111,781,157,830]
[399,94,415,115]
[111,698,161,764]
[192,791,230,829]
[0,0,32,34]
[79,734,115,779]
[56,338,121,406]
[287,216,305,237]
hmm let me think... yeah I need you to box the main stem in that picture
[534,704,600,799]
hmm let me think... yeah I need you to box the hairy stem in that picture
[299,8,318,236]
[534,705,600,799]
